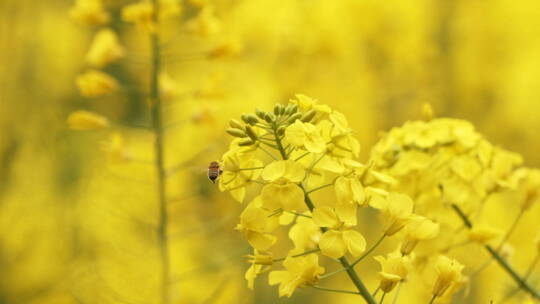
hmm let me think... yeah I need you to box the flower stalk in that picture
[149,1,170,303]
[451,204,540,300]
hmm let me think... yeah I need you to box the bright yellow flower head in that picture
[235,197,279,251]
[401,215,439,255]
[245,250,273,290]
[269,254,325,297]
[262,160,305,183]
[374,251,413,293]
[285,120,327,153]
[289,94,331,114]
[370,192,414,236]
[67,110,109,130]
[86,29,125,67]
[334,175,366,206]
[432,255,465,298]
[69,0,110,25]
[288,216,321,253]
[312,206,366,258]
[76,69,119,97]
[219,146,262,203]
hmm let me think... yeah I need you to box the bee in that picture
[207,161,223,184]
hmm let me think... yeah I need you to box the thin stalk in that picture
[312,286,360,295]
[451,204,540,300]
[428,295,436,304]
[524,252,540,279]
[351,234,386,268]
[149,1,170,304]
[271,126,376,304]
[497,207,525,251]
[380,292,387,304]
[392,282,402,304]
[273,248,320,263]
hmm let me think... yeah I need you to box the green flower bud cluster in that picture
[226,102,316,146]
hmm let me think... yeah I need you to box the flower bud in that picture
[226,128,247,138]
[255,108,266,119]
[245,125,258,141]
[67,110,110,130]
[286,104,298,115]
[274,104,283,115]
[276,125,286,136]
[300,109,316,122]
[264,112,276,123]
[241,114,259,125]
[287,113,302,124]
[229,119,244,130]
[238,138,255,146]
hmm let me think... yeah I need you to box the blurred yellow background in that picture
[1,0,539,303]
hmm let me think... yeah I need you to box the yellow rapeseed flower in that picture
[67,110,110,130]
[269,254,325,297]
[432,255,464,298]
[370,192,414,236]
[86,29,125,67]
[285,120,327,153]
[374,251,413,293]
[401,215,439,255]
[235,197,279,251]
[76,69,119,97]
[69,0,110,25]
[312,206,366,258]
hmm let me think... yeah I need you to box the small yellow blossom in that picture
[86,29,125,67]
[374,251,413,293]
[261,160,305,183]
[370,192,414,236]
[334,175,366,205]
[312,206,366,258]
[432,256,464,298]
[401,215,439,255]
[76,69,118,97]
[235,198,279,251]
[69,0,110,25]
[219,146,262,203]
[468,225,501,244]
[289,216,321,253]
[67,110,109,130]
[269,255,325,297]
[289,94,331,114]
[285,120,327,153]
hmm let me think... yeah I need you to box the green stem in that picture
[351,234,386,268]
[312,286,360,295]
[273,248,321,263]
[150,2,170,304]
[392,282,402,304]
[272,127,376,304]
[451,204,540,300]
[428,294,436,304]
[380,292,387,304]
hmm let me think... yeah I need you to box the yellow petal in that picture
[319,231,346,259]
[261,183,305,211]
[312,206,340,228]
[342,230,366,257]
[262,161,287,182]
[335,202,357,226]
[67,110,109,130]
[245,230,276,251]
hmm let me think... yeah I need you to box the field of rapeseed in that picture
[1,1,540,303]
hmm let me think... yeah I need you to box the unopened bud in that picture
[245,125,258,141]
[286,104,298,115]
[238,138,255,146]
[241,113,259,125]
[226,128,246,138]
[264,112,275,123]
[255,109,266,119]
[274,104,283,115]
[276,125,286,136]
[300,109,316,122]
[287,113,302,124]
[229,119,244,130]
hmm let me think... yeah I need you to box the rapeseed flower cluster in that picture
[219,96,471,303]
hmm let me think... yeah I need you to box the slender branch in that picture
[351,234,386,268]
[272,125,376,304]
[497,207,525,251]
[392,282,402,304]
[312,286,360,295]
[380,292,387,304]
[149,2,170,304]
[306,183,334,194]
[273,248,321,263]
[428,294,436,304]
[451,204,540,300]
